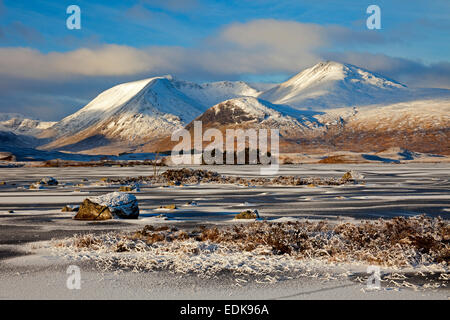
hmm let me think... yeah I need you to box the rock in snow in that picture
[235,209,260,219]
[29,183,45,190]
[39,177,58,185]
[341,170,364,183]
[74,192,139,220]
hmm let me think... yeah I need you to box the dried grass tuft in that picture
[53,215,449,281]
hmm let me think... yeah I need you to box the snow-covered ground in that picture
[1,256,447,300]
[0,164,448,299]
[1,164,449,221]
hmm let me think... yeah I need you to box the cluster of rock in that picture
[162,168,221,183]
[29,176,59,189]
[62,170,363,222]
[118,183,140,192]
[40,177,59,185]
[104,169,361,187]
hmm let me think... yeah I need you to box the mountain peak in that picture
[258,61,408,110]
[285,61,405,89]
[40,76,261,153]
[312,60,345,69]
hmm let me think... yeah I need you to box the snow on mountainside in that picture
[147,97,322,153]
[45,77,201,138]
[51,76,261,139]
[150,76,450,155]
[316,98,450,131]
[307,98,450,155]
[258,61,449,110]
[0,113,56,136]
[17,60,448,155]
[173,79,259,108]
[40,76,261,153]
[195,97,319,131]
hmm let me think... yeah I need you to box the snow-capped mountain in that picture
[43,77,204,140]
[0,113,56,151]
[4,60,444,156]
[40,76,261,153]
[145,97,324,153]
[186,96,319,131]
[258,61,448,110]
[0,113,56,136]
[310,97,450,154]
[145,61,450,154]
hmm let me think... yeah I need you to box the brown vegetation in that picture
[235,210,260,219]
[318,155,354,164]
[38,159,165,168]
[106,168,354,187]
[60,215,449,268]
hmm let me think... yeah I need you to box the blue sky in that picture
[0,0,449,120]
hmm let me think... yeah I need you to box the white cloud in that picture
[0,45,163,78]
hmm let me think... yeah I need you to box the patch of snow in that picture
[89,192,137,208]
[174,79,260,108]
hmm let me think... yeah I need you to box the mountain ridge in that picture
[38,76,261,154]
[3,60,447,155]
